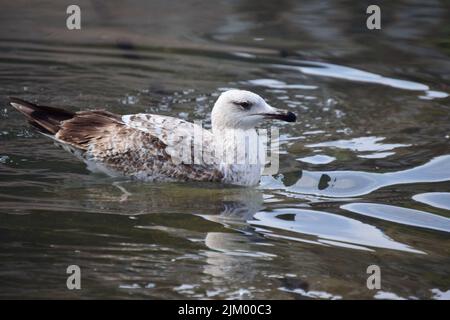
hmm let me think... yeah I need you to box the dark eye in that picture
[234,101,252,109]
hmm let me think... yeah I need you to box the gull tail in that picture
[9,97,75,135]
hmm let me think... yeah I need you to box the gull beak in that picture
[262,105,297,122]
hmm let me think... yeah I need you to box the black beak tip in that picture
[264,111,297,122]
[285,111,297,122]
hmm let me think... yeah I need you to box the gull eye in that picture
[233,101,252,109]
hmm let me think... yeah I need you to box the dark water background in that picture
[0,0,449,299]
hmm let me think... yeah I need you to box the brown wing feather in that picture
[56,111,224,182]
[10,97,75,135]
[11,98,223,182]
[56,110,122,150]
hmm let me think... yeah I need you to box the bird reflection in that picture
[60,179,264,218]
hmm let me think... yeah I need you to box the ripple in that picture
[431,289,450,300]
[341,203,450,233]
[265,155,450,198]
[374,291,407,300]
[297,154,336,165]
[303,130,326,135]
[306,136,409,153]
[119,283,141,289]
[249,208,423,253]
[273,60,448,98]
[419,91,449,100]
[412,192,450,211]
[245,78,317,90]
[279,287,342,300]
[174,284,199,292]
[357,152,395,159]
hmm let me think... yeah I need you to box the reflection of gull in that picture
[203,232,276,281]
[65,181,265,217]
[196,188,271,283]
[10,90,296,186]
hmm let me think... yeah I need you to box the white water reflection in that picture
[374,291,407,300]
[297,154,336,165]
[341,203,450,233]
[273,60,448,99]
[262,155,450,198]
[249,208,424,254]
[358,152,395,159]
[431,289,450,300]
[306,136,410,153]
[279,287,342,300]
[245,78,317,90]
[419,90,449,100]
[413,192,450,211]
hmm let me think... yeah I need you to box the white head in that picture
[211,90,296,133]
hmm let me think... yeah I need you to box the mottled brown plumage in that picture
[10,98,223,182]
[10,91,296,186]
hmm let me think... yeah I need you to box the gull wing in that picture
[122,113,220,166]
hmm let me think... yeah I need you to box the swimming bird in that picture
[10,90,296,186]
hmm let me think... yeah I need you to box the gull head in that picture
[211,89,296,132]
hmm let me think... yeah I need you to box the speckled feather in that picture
[56,111,224,182]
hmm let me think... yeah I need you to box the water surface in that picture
[0,0,449,299]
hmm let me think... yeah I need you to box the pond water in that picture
[0,1,449,299]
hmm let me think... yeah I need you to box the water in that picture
[0,1,449,299]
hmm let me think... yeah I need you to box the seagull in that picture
[10,90,296,186]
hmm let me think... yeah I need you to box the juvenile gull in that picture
[10,90,296,186]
